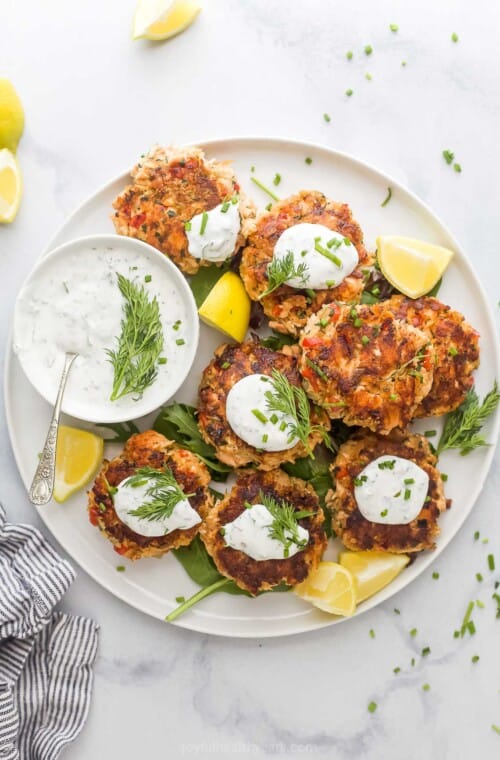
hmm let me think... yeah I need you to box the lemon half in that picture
[0,79,24,153]
[0,148,22,223]
[377,235,454,298]
[339,550,409,603]
[198,270,251,343]
[53,426,104,503]
[294,562,356,616]
[133,0,201,41]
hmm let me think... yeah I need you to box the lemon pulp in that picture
[0,78,24,153]
[294,561,356,616]
[0,148,22,223]
[133,0,201,41]
[339,550,409,603]
[377,235,454,298]
[53,426,104,503]
[198,270,251,343]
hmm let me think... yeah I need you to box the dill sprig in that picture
[107,274,164,401]
[125,466,194,522]
[260,251,309,299]
[264,369,332,456]
[259,491,314,557]
[437,382,500,456]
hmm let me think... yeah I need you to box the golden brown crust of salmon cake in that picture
[88,431,212,561]
[239,190,374,337]
[197,338,330,471]
[326,431,448,554]
[111,145,256,275]
[298,300,434,434]
[387,296,480,417]
[200,469,327,595]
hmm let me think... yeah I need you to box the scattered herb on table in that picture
[451,32,459,42]
[106,274,164,401]
[437,382,500,455]
[250,176,280,202]
[390,24,399,32]
[323,113,331,123]
[381,187,392,207]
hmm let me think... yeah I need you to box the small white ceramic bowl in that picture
[13,234,199,423]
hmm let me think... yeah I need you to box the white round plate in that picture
[4,137,499,637]
[13,234,199,423]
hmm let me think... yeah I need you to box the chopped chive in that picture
[476,599,485,609]
[365,73,372,81]
[184,220,192,231]
[175,595,186,603]
[270,413,278,424]
[448,346,458,356]
[390,23,399,32]
[273,173,281,186]
[410,628,417,637]
[173,319,182,330]
[219,527,225,536]
[199,211,209,235]
[381,187,392,207]
[221,361,231,369]
[250,176,280,201]
[441,473,448,481]
[393,666,401,674]
[231,195,238,204]
[380,509,388,517]
[488,554,495,571]
[265,202,273,211]
[325,279,336,288]
[422,683,430,692]
[492,725,500,735]
[361,335,370,346]
[453,630,460,638]
[158,357,167,365]
[345,88,354,97]
[432,572,440,580]
[319,317,329,328]
[144,274,152,283]
[176,338,185,346]
[476,573,483,582]
[262,434,269,443]
[424,430,437,437]
[323,113,331,123]
[369,629,375,638]
[389,394,398,401]
[422,647,431,656]
[411,658,416,667]
[451,32,459,42]
[220,201,230,213]
[354,475,368,486]
[367,701,377,713]
[460,601,475,636]
[116,565,125,572]
[314,237,342,266]
[327,238,341,249]
[279,421,287,432]
[404,478,415,485]
[483,538,489,544]
[354,318,363,328]
[364,45,373,55]
[401,60,407,66]
[404,489,411,500]
[474,530,480,541]
[394,608,400,615]
[454,163,462,173]
[346,51,353,60]
[305,157,313,165]
[467,621,476,635]
[305,288,316,301]
[305,357,328,381]
[251,408,268,424]
[443,149,454,165]
[250,165,255,173]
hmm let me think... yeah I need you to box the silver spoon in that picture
[29,352,78,505]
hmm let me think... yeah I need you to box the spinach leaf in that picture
[260,331,296,350]
[97,420,141,442]
[189,263,230,308]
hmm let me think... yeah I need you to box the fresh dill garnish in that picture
[258,491,314,558]
[125,466,193,522]
[264,369,332,455]
[437,382,500,456]
[260,251,309,298]
[106,274,164,401]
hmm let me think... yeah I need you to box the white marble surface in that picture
[2,1,500,757]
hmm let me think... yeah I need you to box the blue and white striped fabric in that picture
[0,505,99,759]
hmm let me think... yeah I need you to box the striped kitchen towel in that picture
[0,504,99,759]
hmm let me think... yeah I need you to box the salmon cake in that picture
[198,338,330,470]
[327,431,448,554]
[298,300,434,434]
[387,295,480,417]
[240,190,373,337]
[112,145,256,275]
[200,469,327,595]
[88,430,212,560]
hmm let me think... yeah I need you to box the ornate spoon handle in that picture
[28,352,77,506]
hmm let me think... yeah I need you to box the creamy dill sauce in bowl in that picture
[13,235,199,423]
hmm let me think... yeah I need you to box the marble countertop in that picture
[2,1,500,758]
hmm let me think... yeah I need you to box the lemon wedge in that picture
[0,148,22,223]
[377,235,454,298]
[133,0,201,41]
[0,79,24,153]
[53,426,104,503]
[339,550,409,603]
[198,270,251,343]
[294,562,356,616]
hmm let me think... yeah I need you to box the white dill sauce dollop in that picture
[354,455,430,525]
